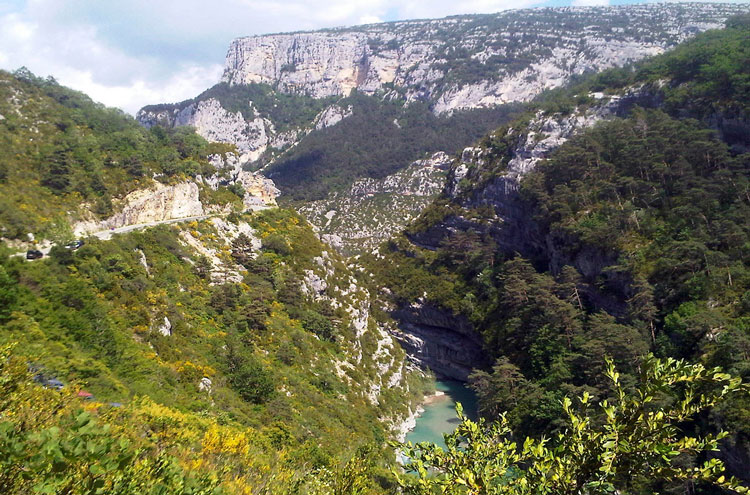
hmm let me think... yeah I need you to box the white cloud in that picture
[359,15,384,25]
[0,0,727,114]
[0,8,225,113]
[56,64,224,115]
[0,0,549,114]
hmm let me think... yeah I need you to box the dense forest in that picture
[367,16,750,493]
[0,69,242,240]
[265,94,524,202]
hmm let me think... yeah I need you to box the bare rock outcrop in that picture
[221,4,744,113]
[299,152,451,255]
[74,181,205,236]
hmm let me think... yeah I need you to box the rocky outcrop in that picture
[137,98,355,168]
[208,152,280,209]
[237,171,280,209]
[392,301,488,381]
[112,181,204,225]
[315,104,353,130]
[139,98,274,164]
[299,152,451,255]
[73,156,279,237]
[222,4,744,113]
[297,249,413,405]
[157,316,172,337]
[74,181,205,236]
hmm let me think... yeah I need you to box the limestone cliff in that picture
[136,3,747,254]
[138,4,747,163]
[391,301,489,381]
[139,98,283,164]
[74,156,279,237]
[222,4,744,113]
[74,181,205,236]
[298,152,451,255]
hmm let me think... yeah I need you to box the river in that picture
[405,380,479,449]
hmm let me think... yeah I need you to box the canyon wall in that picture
[221,4,742,113]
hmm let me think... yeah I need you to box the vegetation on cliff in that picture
[266,94,524,201]
[368,18,750,491]
[399,356,747,494]
[0,206,427,493]
[1,13,749,495]
[0,69,235,241]
[140,81,334,134]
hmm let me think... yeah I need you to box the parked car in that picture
[32,373,64,390]
[45,378,64,390]
[65,240,84,250]
[26,249,43,260]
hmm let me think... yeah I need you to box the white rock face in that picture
[221,4,744,114]
[193,99,271,163]
[142,98,273,164]
[315,104,353,130]
[237,171,280,210]
[297,247,410,406]
[137,249,151,276]
[138,97,337,168]
[506,88,651,181]
[207,151,280,209]
[72,158,278,239]
[158,316,172,337]
[224,32,371,97]
[178,217,262,285]
[74,181,204,236]
[199,377,213,393]
[299,152,451,255]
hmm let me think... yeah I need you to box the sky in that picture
[0,0,743,114]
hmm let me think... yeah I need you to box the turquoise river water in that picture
[405,380,479,449]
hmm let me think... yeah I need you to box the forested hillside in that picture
[368,16,750,491]
[265,94,523,201]
[1,11,749,495]
[0,69,230,240]
[0,207,432,493]
[0,71,426,494]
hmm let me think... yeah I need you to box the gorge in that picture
[134,3,750,391]
[137,3,746,258]
[1,4,749,494]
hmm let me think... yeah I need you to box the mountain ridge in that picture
[137,2,748,256]
[365,16,750,484]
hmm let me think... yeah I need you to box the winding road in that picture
[89,214,214,241]
[15,214,216,259]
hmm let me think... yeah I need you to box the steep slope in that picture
[138,3,747,255]
[1,210,428,493]
[0,69,277,250]
[137,82,332,165]
[366,17,750,486]
[298,152,451,256]
[0,72,426,494]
